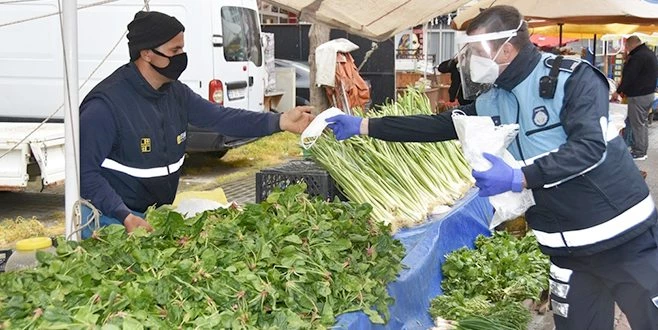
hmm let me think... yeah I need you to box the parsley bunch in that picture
[430,232,549,329]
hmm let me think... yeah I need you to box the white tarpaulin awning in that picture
[264,0,473,41]
[452,0,658,30]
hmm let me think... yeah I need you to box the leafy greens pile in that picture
[430,232,549,330]
[0,184,405,329]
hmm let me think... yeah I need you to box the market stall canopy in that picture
[452,0,658,30]
[530,23,658,39]
[263,0,472,41]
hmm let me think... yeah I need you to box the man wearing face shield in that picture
[326,5,658,329]
[79,11,314,239]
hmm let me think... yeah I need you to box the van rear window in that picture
[221,7,262,66]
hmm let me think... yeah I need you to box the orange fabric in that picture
[324,52,370,111]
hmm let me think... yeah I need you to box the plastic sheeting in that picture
[263,32,277,92]
[334,189,494,330]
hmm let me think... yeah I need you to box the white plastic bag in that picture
[607,102,627,140]
[452,111,535,229]
[172,188,232,216]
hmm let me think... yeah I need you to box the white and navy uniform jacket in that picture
[80,63,282,222]
[368,44,657,257]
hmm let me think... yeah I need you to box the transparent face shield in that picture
[456,21,523,100]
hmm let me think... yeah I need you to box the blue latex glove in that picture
[325,115,362,141]
[472,153,524,197]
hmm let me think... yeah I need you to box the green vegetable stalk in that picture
[310,87,474,231]
[432,315,521,330]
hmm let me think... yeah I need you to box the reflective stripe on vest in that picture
[532,195,655,248]
[520,119,618,168]
[550,263,573,283]
[101,155,185,178]
[518,133,621,189]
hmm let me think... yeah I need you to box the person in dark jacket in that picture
[612,35,658,160]
[436,58,472,105]
[79,11,313,238]
[326,6,658,330]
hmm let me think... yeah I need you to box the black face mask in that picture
[150,48,188,80]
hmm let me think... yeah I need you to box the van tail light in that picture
[209,79,224,105]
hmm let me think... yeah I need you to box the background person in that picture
[436,57,473,106]
[612,35,658,160]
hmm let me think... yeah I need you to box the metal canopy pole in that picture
[62,0,80,240]
[592,34,597,67]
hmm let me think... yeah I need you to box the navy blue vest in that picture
[81,63,188,213]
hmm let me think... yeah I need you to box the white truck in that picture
[0,0,268,191]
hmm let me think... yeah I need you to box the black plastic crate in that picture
[256,160,345,202]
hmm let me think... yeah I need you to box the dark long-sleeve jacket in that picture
[617,43,658,97]
[80,63,281,222]
[437,58,472,105]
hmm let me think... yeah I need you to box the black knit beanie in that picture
[127,11,185,61]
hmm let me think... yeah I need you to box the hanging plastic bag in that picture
[452,111,535,229]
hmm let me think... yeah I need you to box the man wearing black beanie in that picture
[127,11,185,62]
[78,11,314,237]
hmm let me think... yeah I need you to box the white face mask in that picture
[469,54,500,84]
[469,40,514,84]
[300,107,344,149]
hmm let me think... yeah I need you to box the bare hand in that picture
[610,92,620,102]
[279,106,315,134]
[123,214,154,234]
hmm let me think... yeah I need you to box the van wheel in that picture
[214,150,229,159]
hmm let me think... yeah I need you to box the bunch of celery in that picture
[310,88,473,231]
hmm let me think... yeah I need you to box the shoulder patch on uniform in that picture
[532,106,549,127]
[544,57,581,73]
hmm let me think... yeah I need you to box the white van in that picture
[0,0,266,190]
